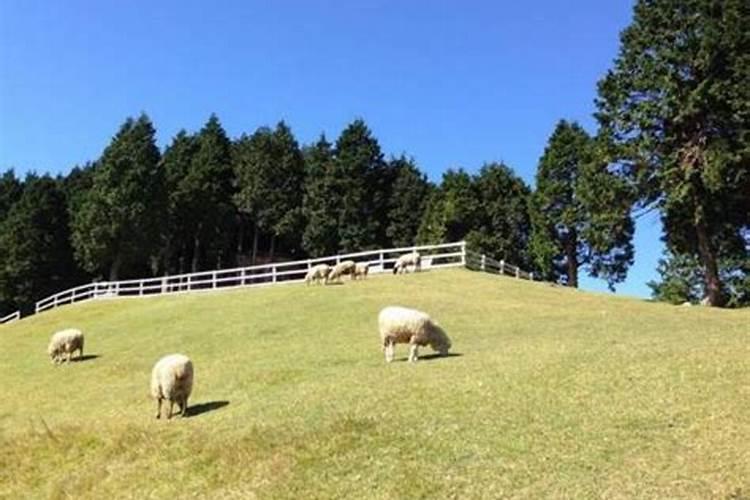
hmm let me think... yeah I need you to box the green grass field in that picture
[1,269,748,499]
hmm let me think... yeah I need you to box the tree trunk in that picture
[251,222,259,266]
[695,216,724,307]
[191,231,201,273]
[564,231,578,288]
[109,253,123,281]
[269,234,276,262]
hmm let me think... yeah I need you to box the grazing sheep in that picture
[305,263,331,285]
[328,260,356,282]
[393,252,422,274]
[48,328,84,364]
[353,262,370,280]
[151,354,194,419]
[378,306,451,363]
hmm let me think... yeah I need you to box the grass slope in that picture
[1,269,748,499]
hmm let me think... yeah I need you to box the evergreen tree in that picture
[0,169,23,218]
[648,251,705,304]
[187,114,236,270]
[333,119,388,251]
[234,121,305,262]
[385,156,431,247]
[161,130,200,273]
[529,121,634,288]
[595,0,750,305]
[0,175,80,314]
[417,169,478,245]
[469,163,532,268]
[71,114,165,280]
[301,135,340,257]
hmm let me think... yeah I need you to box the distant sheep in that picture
[393,252,421,274]
[353,262,370,280]
[329,260,356,282]
[151,354,194,419]
[305,263,331,285]
[48,328,84,364]
[378,306,451,363]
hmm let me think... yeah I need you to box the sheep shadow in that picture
[72,354,101,363]
[185,400,230,418]
[395,352,464,363]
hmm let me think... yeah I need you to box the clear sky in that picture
[0,0,664,297]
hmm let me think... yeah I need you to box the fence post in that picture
[530,272,534,281]
[272,264,277,283]
[212,272,217,289]
[515,268,520,279]
[460,242,467,266]
[481,254,486,272]
[54,295,59,308]
[500,260,505,275]
[242,268,247,286]
[379,252,384,272]
[139,281,144,296]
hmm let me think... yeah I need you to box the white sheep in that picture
[353,262,370,280]
[305,263,331,285]
[378,306,451,363]
[151,354,194,419]
[328,260,356,282]
[48,328,84,364]
[393,252,421,274]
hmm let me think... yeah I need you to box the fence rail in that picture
[34,241,468,315]
[0,310,20,324]
[465,250,535,281]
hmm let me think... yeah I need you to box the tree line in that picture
[0,0,747,315]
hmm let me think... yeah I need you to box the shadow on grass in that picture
[72,354,101,363]
[394,352,464,362]
[185,400,230,418]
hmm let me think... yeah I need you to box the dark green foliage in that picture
[70,114,165,280]
[234,121,305,262]
[0,170,23,217]
[529,121,634,289]
[301,135,340,257]
[0,175,80,314]
[595,0,750,305]
[418,165,532,266]
[332,119,390,252]
[385,156,432,248]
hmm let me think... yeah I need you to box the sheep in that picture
[305,263,331,285]
[353,262,370,280]
[393,252,422,274]
[378,306,451,363]
[48,328,84,364]
[328,260,356,282]
[150,354,194,419]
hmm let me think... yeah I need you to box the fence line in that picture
[34,241,468,315]
[464,250,536,281]
[0,310,20,325]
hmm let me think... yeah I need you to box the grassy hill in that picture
[1,269,748,499]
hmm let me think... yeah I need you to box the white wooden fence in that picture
[464,250,535,281]
[0,310,20,325]
[33,241,468,315]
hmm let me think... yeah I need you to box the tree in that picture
[301,135,340,257]
[595,0,750,305]
[333,119,389,252]
[234,121,305,263]
[385,156,432,247]
[187,114,236,270]
[71,114,165,280]
[0,175,80,314]
[648,251,705,304]
[161,130,200,273]
[529,121,634,288]
[0,169,23,218]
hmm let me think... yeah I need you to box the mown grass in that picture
[1,269,748,499]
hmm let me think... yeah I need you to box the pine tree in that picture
[301,135,340,257]
[529,121,634,288]
[71,114,165,280]
[595,0,750,305]
[0,175,80,314]
[385,156,431,248]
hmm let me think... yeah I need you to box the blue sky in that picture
[0,0,663,297]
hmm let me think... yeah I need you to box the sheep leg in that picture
[155,398,162,419]
[408,343,419,362]
[167,400,175,420]
[384,341,395,363]
[181,396,189,417]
